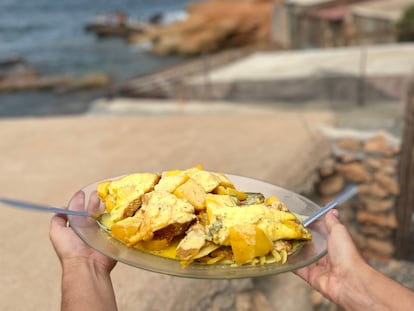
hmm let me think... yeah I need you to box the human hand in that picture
[49,191,116,273]
[295,210,367,305]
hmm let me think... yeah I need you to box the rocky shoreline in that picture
[129,0,276,56]
[0,58,112,94]
[0,0,279,96]
[86,0,278,56]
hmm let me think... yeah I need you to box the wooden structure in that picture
[271,0,413,49]
[396,77,414,260]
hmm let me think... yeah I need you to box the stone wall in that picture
[316,126,401,263]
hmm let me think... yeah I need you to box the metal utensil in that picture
[0,197,112,232]
[302,184,358,227]
[0,197,90,217]
[1,184,358,229]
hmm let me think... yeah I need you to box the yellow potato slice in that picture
[154,174,189,193]
[229,225,274,265]
[190,170,221,193]
[174,178,206,210]
[215,185,248,201]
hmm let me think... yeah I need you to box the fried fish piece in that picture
[127,191,196,246]
[176,223,208,262]
[97,173,160,222]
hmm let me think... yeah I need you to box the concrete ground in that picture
[90,97,404,136]
[179,43,414,104]
[187,44,414,82]
[0,104,335,311]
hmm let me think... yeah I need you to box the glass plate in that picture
[68,174,327,279]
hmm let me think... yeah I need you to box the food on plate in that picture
[97,165,312,266]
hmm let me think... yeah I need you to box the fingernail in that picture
[331,209,339,217]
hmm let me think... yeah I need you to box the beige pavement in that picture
[180,44,414,103]
[187,44,414,83]
[0,106,334,311]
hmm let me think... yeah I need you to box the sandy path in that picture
[0,111,333,310]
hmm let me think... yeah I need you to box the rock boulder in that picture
[128,0,277,56]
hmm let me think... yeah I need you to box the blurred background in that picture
[0,0,412,121]
[0,0,192,116]
[1,0,414,310]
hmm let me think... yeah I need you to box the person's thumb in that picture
[325,210,341,234]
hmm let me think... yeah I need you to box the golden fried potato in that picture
[173,178,206,211]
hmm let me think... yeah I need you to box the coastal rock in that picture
[336,162,371,183]
[317,173,344,196]
[374,172,399,195]
[364,157,398,175]
[366,238,395,256]
[338,203,355,224]
[66,73,112,91]
[36,76,75,90]
[317,126,401,268]
[337,152,358,163]
[363,132,397,156]
[356,211,397,228]
[0,72,75,92]
[358,182,389,198]
[379,157,398,167]
[362,249,392,263]
[380,164,397,176]
[363,158,382,170]
[335,138,362,151]
[0,58,80,93]
[0,69,111,93]
[128,0,275,56]
[318,157,336,177]
[361,197,394,213]
[349,226,366,248]
[360,224,393,239]
[0,69,38,92]
[0,57,25,69]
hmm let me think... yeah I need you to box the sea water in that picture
[0,0,193,79]
[0,0,195,117]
